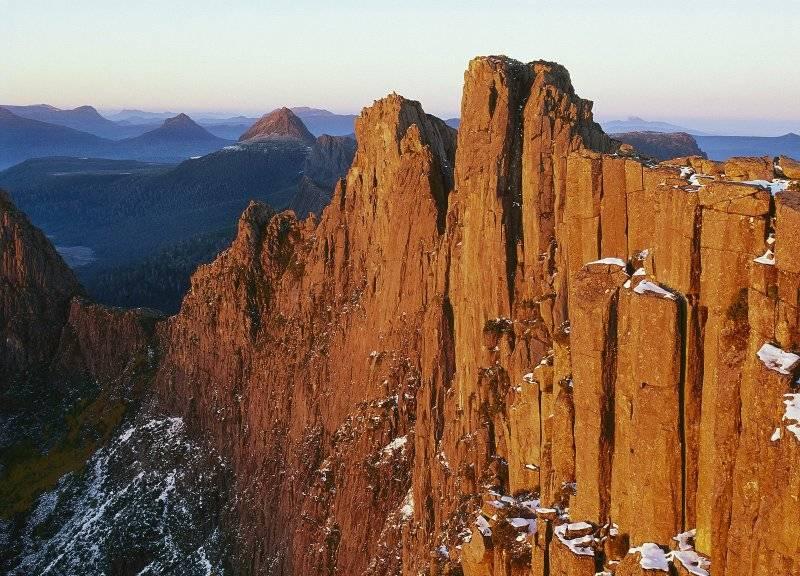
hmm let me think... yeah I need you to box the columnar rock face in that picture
[610,286,683,546]
[150,56,800,576]
[693,185,767,566]
[4,55,800,576]
[723,189,800,576]
[569,263,626,523]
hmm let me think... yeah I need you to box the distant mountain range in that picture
[0,109,233,169]
[600,116,710,136]
[240,107,317,144]
[290,107,357,137]
[4,100,799,170]
[106,109,179,122]
[1,104,125,139]
[0,104,360,166]
[694,133,800,161]
[108,113,231,162]
[0,108,355,312]
[0,108,109,169]
[601,117,800,160]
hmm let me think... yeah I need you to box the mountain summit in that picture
[109,113,230,162]
[0,103,122,138]
[238,107,316,144]
[145,113,219,141]
[0,107,108,169]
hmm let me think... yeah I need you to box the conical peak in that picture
[163,113,195,127]
[73,105,100,114]
[239,107,315,144]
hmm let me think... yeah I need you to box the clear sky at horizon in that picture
[2,0,799,135]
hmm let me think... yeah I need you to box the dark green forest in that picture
[0,136,354,314]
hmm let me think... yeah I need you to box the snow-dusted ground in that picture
[1,413,233,575]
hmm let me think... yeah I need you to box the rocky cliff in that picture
[2,55,800,576]
[0,190,82,384]
[154,56,800,575]
[0,189,234,573]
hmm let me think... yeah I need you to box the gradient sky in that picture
[2,0,799,135]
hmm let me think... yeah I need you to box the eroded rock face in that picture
[0,190,164,394]
[56,298,163,385]
[0,190,82,384]
[155,93,456,575]
[3,55,800,576]
[0,191,223,573]
[150,56,800,576]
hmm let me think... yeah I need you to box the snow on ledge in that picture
[587,257,627,268]
[783,393,800,441]
[507,517,537,534]
[688,173,706,187]
[629,543,669,571]
[382,435,408,454]
[673,529,695,552]
[554,523,594,557]
[475,515,492,537]
[756,343,800,375]
[665,529,711,576]
[566,521,593,531]
[399,488,414,520]
[669,550,711,576]
[742,179,791,195]
[753,249,775,266]
[633,280,677,300]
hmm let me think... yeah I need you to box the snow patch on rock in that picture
[756,343,800,375]
[633,280,677,300]
[587,257,627,267]
[783,393,800,441]
[554,523,594,557]
[629,543,669,571]
[753,249,775,266]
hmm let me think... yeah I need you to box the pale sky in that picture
[2,0,799,135]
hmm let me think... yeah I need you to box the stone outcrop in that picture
[0,189,163,391]
[56,298,163,386]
